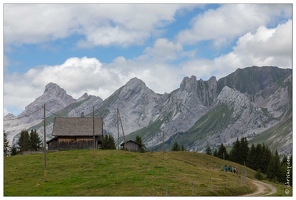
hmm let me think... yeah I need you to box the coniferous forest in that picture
[208,137,292,185]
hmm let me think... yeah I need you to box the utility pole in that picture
[117,108,126,149]
[117,108,120,149]
[244,160,246,184]
[93,106,95,157]
[43,104,47,182]
[162,130,164,159]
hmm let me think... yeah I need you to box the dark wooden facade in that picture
[47,116,103,150]
[120,140,143,152]
[47,135,102,150]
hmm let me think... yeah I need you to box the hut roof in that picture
[120,140,142,147]
[52,116,103,136]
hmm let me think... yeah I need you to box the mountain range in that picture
[3,66,292,156]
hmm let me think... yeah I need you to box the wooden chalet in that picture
[120,140,144,152]
[47,114,103,150]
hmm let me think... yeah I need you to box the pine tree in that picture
[217,143,228,160]
[267,150,281,181]
[18,130,30,152]
[260,143,272,173]
[246,143,256,170]
[181,145,185,151]
[10,144,18,156]
[279,155,288,183]
[4,130,10,156]
[135,135,145,150]
[213,149,218,157]
[100,134,108,149]
[290,155,293,186]
[29,130,42,151]
[229,138,240,163]
[171,142,180,151]
[100,135,116,149]
[239,137,249,165]
[107,135,116,149]
[206,146,212,155]
[254,144,263,171]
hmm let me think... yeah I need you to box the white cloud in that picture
[3,57,117,114]
[176,4,292,48]
[3,55,183,115]
[180,19,292,80]
[4,4,78,44]
[143,38,183,61]
[3,4,292,116]
[4,4,196,47]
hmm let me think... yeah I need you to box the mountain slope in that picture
[4,66,292,156]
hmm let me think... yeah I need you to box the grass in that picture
[248,117,292,151]
[271,182,293,196]
[4,150,258,196]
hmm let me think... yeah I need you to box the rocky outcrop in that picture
[4,66,292,156]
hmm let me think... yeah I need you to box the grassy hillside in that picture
[248,116,292,153]
[149,104,233,152]
[4,150,257,196]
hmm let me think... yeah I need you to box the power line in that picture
[45,108,64,118]
[3,107,44,121]
[118,109,143,128]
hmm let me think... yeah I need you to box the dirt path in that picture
[243,180,277,196]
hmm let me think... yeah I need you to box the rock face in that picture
[18,82,76,123]
[4,66,292,156]
[3,83,99,145]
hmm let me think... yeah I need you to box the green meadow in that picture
[4,150,258,196]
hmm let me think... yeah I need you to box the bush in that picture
[255,169,263,180]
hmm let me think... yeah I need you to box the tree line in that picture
[4,129,42,156]
[171,141,186,151]
[4,131,145,155]
[206,137,292,185]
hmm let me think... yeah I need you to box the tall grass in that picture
[4,150,256,196]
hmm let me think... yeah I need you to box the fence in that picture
[163,173,247,196]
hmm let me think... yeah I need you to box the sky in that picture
[2,2,293,116]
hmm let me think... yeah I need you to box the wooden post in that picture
[117,108,120,149]
[210,177,212,190]
[166,186,168,196]
[43,104,47,182]
[117,109,126,149]
[241,175,242,185]
[192,182,194,196]
[244,161,246,184]
[93,106,95,148]
[162,130,164,159]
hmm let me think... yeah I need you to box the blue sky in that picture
[2,3,293,116]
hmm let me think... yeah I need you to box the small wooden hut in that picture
[47,115,103,150]
[120,140,144,152]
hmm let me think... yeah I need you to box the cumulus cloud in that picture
[3,4,292,116]
[180,19,292,80]
[176,4,292,48]
[4,4,196,47]
[4,57,117,114]
[143,38,183,61]
[3,54,180,115]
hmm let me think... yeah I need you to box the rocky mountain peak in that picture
[44,82,64,94]
[4,113,15,120]
[19,83,76,122]
[125,77,146,89]
[180,75,197,92]
[77,93,89,101]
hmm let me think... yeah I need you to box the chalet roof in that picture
[52,116,103,136]
[120,140,142,146]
